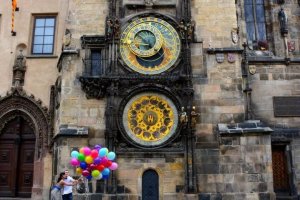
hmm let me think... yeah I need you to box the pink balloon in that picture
[83,147,91,156]
[82,170,90,177]
[100,157,108,165]
[109,162,118,170]
[70,158,80,166]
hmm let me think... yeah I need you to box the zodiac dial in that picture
[122,92,179,147]
[120,17,181,75]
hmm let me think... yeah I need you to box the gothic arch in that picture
[0,87,50,158]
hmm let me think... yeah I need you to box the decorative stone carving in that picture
[216,53,225,63]
[63,29,72,48]
[231,28,239,44]
[178,19,195,40]
[144,0,156,7]
[13,50,26,87]
[0,87,50,157]
[106,18,120,39]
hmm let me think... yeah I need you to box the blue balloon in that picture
[87,175,92,181]
[102,168,110,176]
[80,162,87,169]
[102,174,109,180]
[107,152,116,160]
[99,148,108,157]
[71,151,79,158]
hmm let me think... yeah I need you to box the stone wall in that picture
[197,134,274,200]
[250,64,300,128]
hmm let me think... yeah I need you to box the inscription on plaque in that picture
[273,96,300,117]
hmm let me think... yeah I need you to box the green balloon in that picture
[78,153,85,161]
[92,170,100,177]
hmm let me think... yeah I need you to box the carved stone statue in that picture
[13,50,26,87]
[180,107,188,124]
[190,106,199,128]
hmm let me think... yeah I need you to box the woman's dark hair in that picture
[57,172,65,183]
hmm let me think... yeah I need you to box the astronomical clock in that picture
[120,92,179,148]
[119,17,181,75]
[79,0,196,193]
[117,16,183,148]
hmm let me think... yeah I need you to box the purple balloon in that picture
[94,144,102,150]
[94,157,102,165]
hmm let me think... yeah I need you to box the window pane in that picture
[257,23,266,41]
[34,36,44,44]
[35,27,44,35]
[45,18,55,26]
[45,27,54,35]
[44,36,53,44]
[91,51,101,76]
[35,19,45,27]
[43,45,53,53]
[33,45,43,53]
[256,0,264,5]
[245,5,254,22]
[246,22,256,41]
[244,0,253,5]
[91,52,101,60]
[256,5,266,23]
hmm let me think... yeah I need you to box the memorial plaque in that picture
[273,96,300,117]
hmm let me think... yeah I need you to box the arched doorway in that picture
[0,116,35,198]
[142,169,159,200]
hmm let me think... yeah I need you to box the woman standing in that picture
[50,172,76,200]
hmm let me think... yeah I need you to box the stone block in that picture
[198,193,210,200]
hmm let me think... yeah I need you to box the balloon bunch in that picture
[70,145,118,181]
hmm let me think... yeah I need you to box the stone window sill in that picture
[26,55,58,59]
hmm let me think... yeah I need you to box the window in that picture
[32,16,56,54]
[91,50,101,76]
[244,0,266,44]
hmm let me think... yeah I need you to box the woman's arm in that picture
[60,180,77,186]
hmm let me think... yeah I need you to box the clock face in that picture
[122,92,179,147]
[120,17,181,75]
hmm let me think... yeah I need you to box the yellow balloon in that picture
[85,156,93,164]
[76,167,82,174]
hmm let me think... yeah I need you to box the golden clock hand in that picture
[134,42,150,46]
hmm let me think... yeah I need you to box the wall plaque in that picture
[273,96,300,117]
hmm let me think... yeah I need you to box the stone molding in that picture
[218,120,273,137]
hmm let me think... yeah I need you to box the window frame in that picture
[31,15,56,55]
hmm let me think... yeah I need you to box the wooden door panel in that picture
[17,140,35,197]
[0,143,18,197]
[272,145,289,193]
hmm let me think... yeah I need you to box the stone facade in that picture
[1,0,300,199]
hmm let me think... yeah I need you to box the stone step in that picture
[276,195,298,200]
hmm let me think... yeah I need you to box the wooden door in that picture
[142,169,159,200]
[0,117,35,197]
[272,145,290,194]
